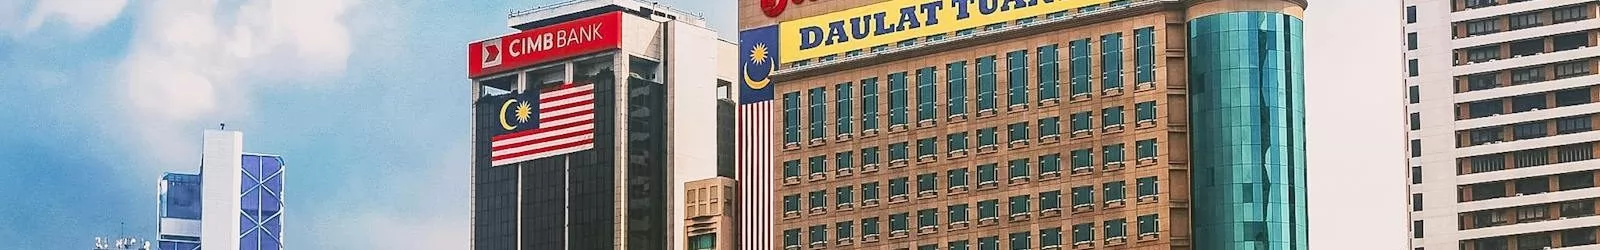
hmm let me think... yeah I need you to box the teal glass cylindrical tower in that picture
[1187,10,1308,250]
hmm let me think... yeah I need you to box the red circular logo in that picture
[760,0,787,17]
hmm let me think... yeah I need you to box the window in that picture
[890,177,908,197]
[1562,200,1595,217]
[784,160,800,178]
[926,34,945,42]
[836,83,854,135]
[837,185,854,205]
[1468,154,1506,174]
[1135,101,1156,121]
[1512,94,1546,112]
[1040,190,1061,210]
[1515,149,1548,168]
[889,72,909,126]
[1104,143,1125,163]
[1008,158,1030,179]
[1469,127,1502,147]
[1410,86,1420,103]
[949,61,969,116]
[1134,27,1155,83]
[890,142,909,162]
[863,217,880,236]
[784,229,801,247]
[1509,39,1544,57]
[1468,99,1504,118]
[918,173,937,192]
[1006,50,1029,106]
[1040,154,1061,175]
[1105,181,1126,202]
[918,137,938,157]
[1008,122,1029,143]
[1064,112,1091,134]
[1009,231,1031,250]
[862,78,880,131]
[862,181,880,201]
[985,23,1005,31]
[949,204,970,223]
[978,127,998,147]
[940,168,966,187]
[1410,113,1421,130]
[1071,148,1093,170]
[949,132,970,151]
[978,163,997,184]
[1008,195,1030,215]
[836,151,854,171]
[1137,176,1158,197]
[949,240,971,250]
[1465,19,1498,36]
[957,28,976,36]
[918,209,938,228]
[1069,39,1092,96]
[1048,10,1070,19]
[1467,46,1499,63]
[1105,219,1127,239]
[1510,67,1544,84]
[1079,5,1098,13]
[688,234,715,250]
[1411,220,1423,238]
[1518,206,1549,222]
[782,92,800,143]
[1560,171,1595,190]
[1407,32,1418,50]
[1513,122,1546,140]
[809,190,826,209]
[1556,60,1593,78]
[978,236,998,250]
[1408,59,1419,77]
[1556,87,1591,107]
[1138,214,1160,235]
[808,156,826,175]
[917,67,937,121]
[1104,106,1125,127]
[1411,193,1423,211]
[1072,223,1094,243]
[978,199,999,219]
[1071,186,1094,206]
[890,213,908,232]
[808,87,826,139]
[1101,32,1124,90]
[862,147,880,165]
[1411,166,1422,184]
[1470,182,1506,201]
[1564,228,1597,245]
[784,194,800,212]
[1509,12,1541,30]
[977,56,998,111]
[1467,73,1497,91]
[898,39,916,47]
[1040,117,1061,136]
[1137,139,1158,159]
[1557,115,1592,134]
[1410,139,1422,157]
[1041,227,1063,247]
[1039,44,1061,101]
[1405,6,1416,24]
[1553,5,1589,23]
[809,225,827,244]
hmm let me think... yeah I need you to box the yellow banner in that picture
[777,0,1114,63]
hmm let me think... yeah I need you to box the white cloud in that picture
[21,0,129,34]
[115,0,358,165]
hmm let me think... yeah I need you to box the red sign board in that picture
[468,12,622,78]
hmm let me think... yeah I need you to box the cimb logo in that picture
[482,38,503,68]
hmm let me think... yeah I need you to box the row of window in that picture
[1460,198,1596,230]
[781,138,1161,180]
[1457,31,1594,65]
[1457,86,1593,120]
[780,177,1162,215]
[1457,58,1595,93]
[1456,226,1598,249]
[1455,0,1539,12]
[1455,114,1594,147]
[1460,170,1596,202]
[1455,3,1592,38]
[781,214,1161,250]
[780,28,1162,144]
[1459,142,1595,175]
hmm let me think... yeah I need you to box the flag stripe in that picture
[489,83,596,167]
[737,100,772,250]
[491,138,595,166]
[490,122,596,151]
[491,115,595,145]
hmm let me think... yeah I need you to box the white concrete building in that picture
[1402,0,1600,249]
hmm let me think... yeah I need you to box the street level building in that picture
[736,0,1310,249]
[1402,0,1600,249]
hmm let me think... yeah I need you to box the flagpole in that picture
[563,155,571,250]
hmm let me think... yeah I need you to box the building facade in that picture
[157,130,285,250]
[1402,0,1600,249]
[685,177,739,250]
[736,0,1309,249]
[466,1,736,249]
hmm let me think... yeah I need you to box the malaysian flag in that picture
[487,83,596,166]
[737,25,778,250]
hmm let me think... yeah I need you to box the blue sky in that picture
[1,0,1406,249]
[0,0,730,248]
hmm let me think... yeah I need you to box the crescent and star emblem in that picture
[743,43,775,90]
[498,99,519,130]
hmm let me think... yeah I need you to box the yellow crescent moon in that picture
[499,99,518,130]
[743,60,776,90]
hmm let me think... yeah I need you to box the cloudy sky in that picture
[0,0,1401,249]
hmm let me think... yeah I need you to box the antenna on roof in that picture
[220,123,226,130]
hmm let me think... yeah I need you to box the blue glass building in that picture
[240,154,285,250]
[158,173,203,250]
[158,130,284,250]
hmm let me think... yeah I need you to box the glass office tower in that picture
[157,130,285,250]
[158,173,203,250]
[240,154,285,250]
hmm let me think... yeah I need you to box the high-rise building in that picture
[157,130,285,250]
[1402,0,1600,249]
[735,0,1309,249]
[684,177,739,250]
[466,1,737,249]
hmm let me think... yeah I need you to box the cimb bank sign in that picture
[468,12,623,78]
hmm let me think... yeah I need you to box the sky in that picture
[0,0,1403,249]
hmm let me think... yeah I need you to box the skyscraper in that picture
[1402,0,1600,249]
[736,0,1309,249]
[465,1,737,249]
[156,130,285,250]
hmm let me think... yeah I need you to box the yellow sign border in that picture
[776,0,1115,63]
